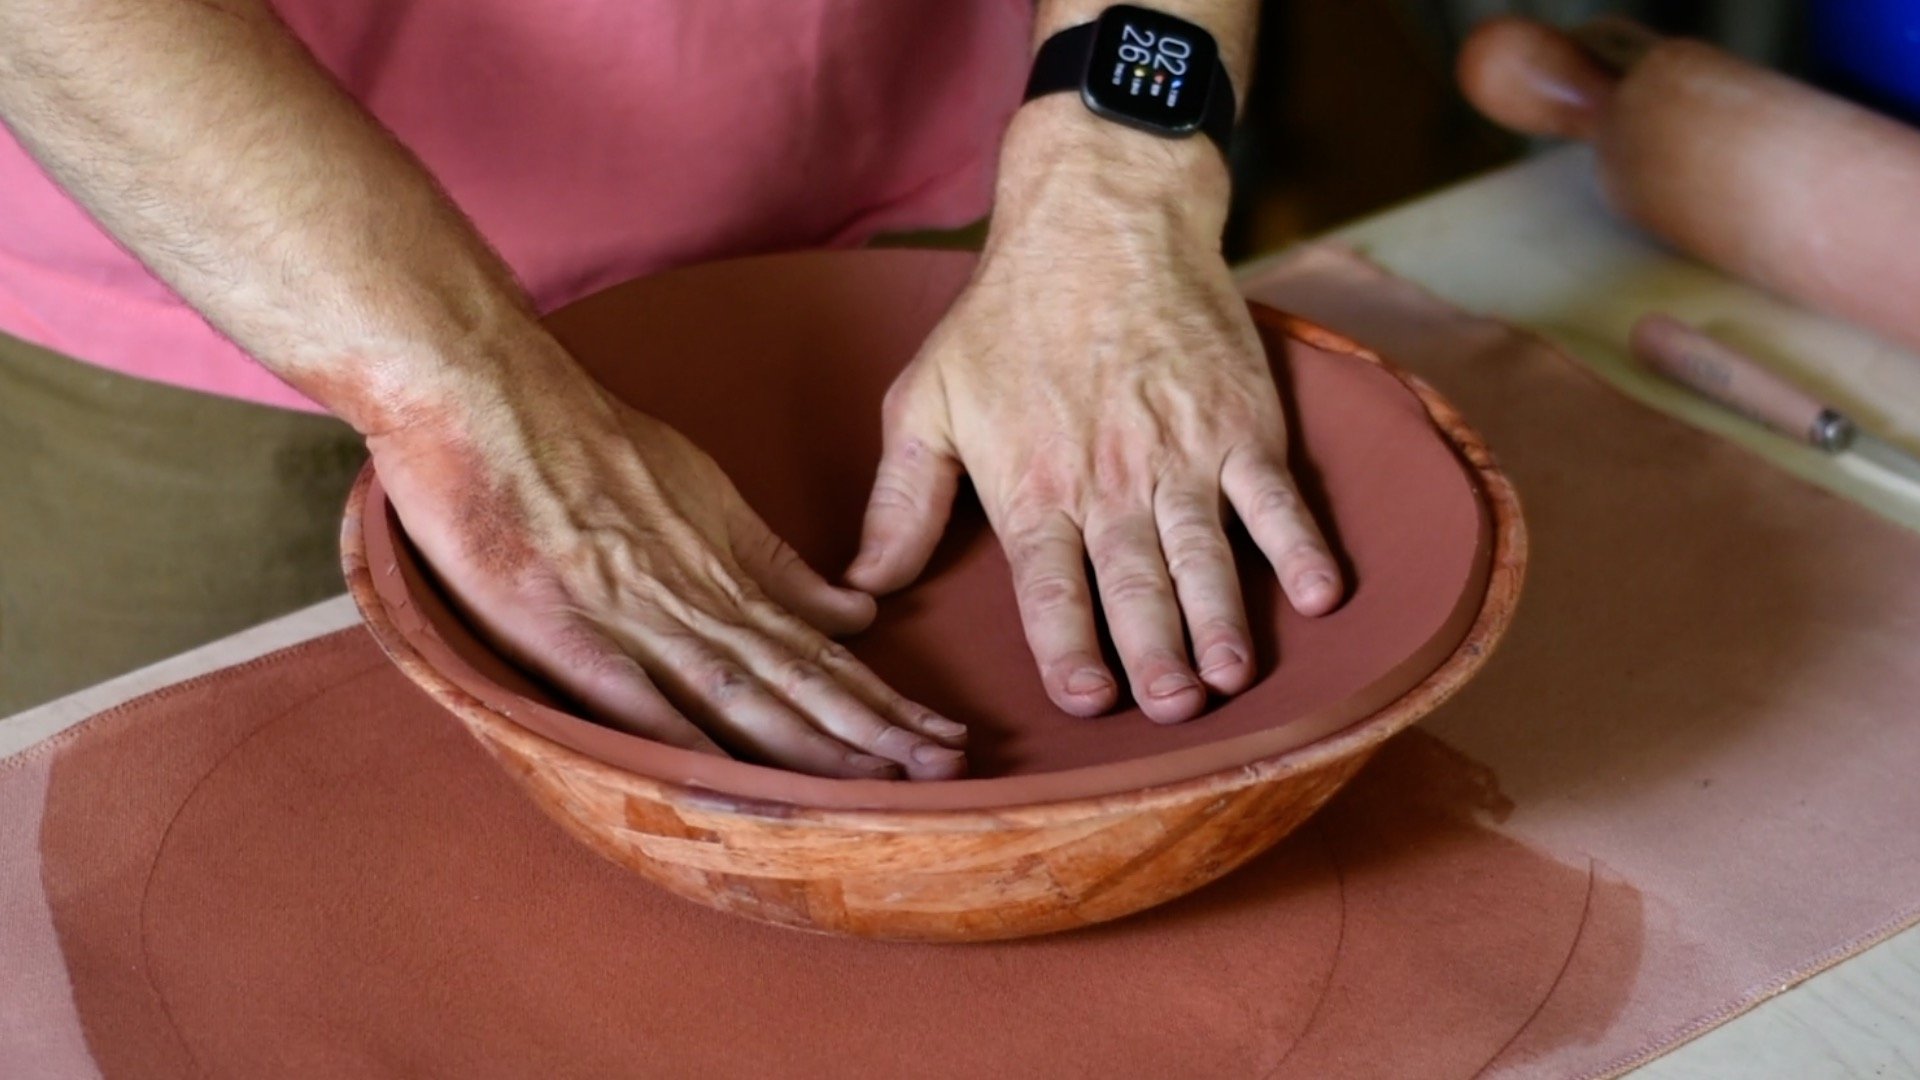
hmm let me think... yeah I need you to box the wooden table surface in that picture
[8,146,1919,1077]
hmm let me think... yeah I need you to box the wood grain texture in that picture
[341,304,1527,942]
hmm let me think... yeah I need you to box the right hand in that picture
[367,357,968,781]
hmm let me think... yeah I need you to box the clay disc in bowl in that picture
[356,249,1490,811]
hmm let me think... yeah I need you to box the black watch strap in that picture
[1023,19,1236,154]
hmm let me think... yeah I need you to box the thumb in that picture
[846,398,960,595]
[729,501,878,637]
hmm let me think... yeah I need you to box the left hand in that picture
[846,101,1344,725]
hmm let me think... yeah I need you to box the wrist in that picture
[991,94,1231,247]
[333,322,610,450]
[1035,1,1257,87]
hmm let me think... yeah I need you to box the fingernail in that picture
[1200,644,1245,676]
[850,754,897,776]
[836,587,879,612]
[924,717,967,739]
[1065,668,1112,696]
[1297,571,1336,604]
[847,550,883,576]
[912,744,965,767]
[1148,672,1198,699]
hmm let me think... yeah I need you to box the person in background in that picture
[0,0,1341,779]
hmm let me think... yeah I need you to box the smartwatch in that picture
[1023,4,1236,155]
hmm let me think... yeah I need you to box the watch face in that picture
[1083,5,1219,136]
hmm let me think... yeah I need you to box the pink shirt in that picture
[0,2,1029,413]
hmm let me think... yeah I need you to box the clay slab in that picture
[355,250,1492,810]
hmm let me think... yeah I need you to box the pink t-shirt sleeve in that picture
[0,0,1030,413]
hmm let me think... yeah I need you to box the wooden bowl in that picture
[342,251,1526,942]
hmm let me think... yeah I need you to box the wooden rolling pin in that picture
[1458,16,1920,358]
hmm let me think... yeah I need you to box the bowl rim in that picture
[342,305,1527,828]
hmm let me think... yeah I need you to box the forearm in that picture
[996,0,1258,249]
[0,0,571,436]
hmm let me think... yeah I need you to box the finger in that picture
[1155,484,1256,696]
[1220,445,1345,616]
[1085,510,1207,725]
[725,620,966,781]
[728,501,876,637]
[743,603,969,750]
[513,615,725,756]
[846,418,962,596]
[1002,510,1117,717]
[638,626,902,780]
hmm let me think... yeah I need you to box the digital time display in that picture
[1083,5,1219,135]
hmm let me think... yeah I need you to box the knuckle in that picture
[1000,489,1060,532]
[1091,438,1132,489]
[1003,459,1080,520]
[737,527,800,578]
[1276,541,1327,571]
[1164,533,1228,578]
[1248,483,1301,523]
[733,588,788,627]
[1081,518,1136,558]
[1090,428,1158,491]
[880,373,922,425]
[1005,527,1060,567]
[647,553,754,620]
[580,525,655,582]
[589,651,646,687]
[893,435,933,466]
[556,635,641,686]
[1209,398,1259,434]
[755,531,800,569]
[1140,647,1191,673]
[1157,488,1215,522]
[1078,513,1115,545]
[694,659,754,703]
[1163,549,1216,581]
[775,657,829,696]
[545,624,605,669]
[1103,568,1165,605]
[517,575,578,613]
[1195,618,1245,645]
[866,478,920,515]
[812,641,859,671]
[869,724,922,755]
[1021,572,1086,613]
[560,645,645,687]
[753,604,819,646]
[1089,479,1155,520]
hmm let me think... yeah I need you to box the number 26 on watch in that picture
[1117,23,1192,74]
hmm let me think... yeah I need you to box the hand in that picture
[847,102,1344,725]
[370,352,968,780]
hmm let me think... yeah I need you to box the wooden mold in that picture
[341,259,1526,943]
